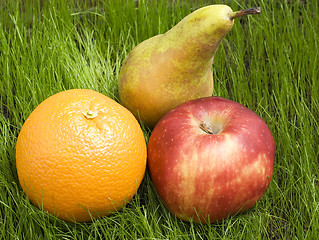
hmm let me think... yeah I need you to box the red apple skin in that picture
[148,96,275,223]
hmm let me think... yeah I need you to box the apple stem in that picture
[229,7,261,20]
[199,122,222,135]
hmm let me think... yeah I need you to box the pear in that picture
[118,5,260,128]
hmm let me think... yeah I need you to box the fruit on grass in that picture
[16,89,147,222]
[118,5,261,128]
[148,97,275,223]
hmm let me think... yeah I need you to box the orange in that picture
[15,89,147,222]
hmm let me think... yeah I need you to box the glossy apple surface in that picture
[148,96,275,223]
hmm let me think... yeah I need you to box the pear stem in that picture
[230,7,261,20]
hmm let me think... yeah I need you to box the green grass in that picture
[1,0,318,239]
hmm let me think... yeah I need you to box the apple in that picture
[148,96,275,223]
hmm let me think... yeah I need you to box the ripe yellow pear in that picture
[118,5,260,128]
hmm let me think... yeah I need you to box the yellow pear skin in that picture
[118,5,260,128]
